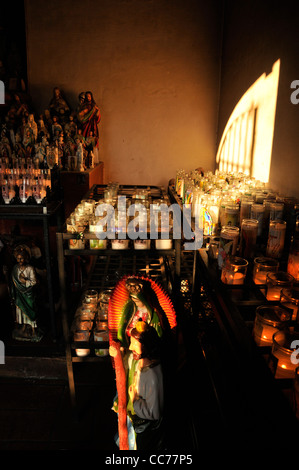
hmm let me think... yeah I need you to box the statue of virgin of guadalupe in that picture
[108,275,177,450]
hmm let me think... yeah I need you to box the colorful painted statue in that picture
[77,91,101,148]
[10,246,42,342]
[108,275,177,450]
[49,87,70,118]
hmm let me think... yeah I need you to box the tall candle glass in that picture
[266,220,286,258]
[251,203,265,237]
[240,196,253,224]
[269,202,284,221]
[240,218,258,259]
[217,226,239,268]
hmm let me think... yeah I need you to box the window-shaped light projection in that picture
[216,59,280,183]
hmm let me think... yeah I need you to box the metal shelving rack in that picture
[0,200,63,340]
[168,184,299,446]
[56,184,185,415]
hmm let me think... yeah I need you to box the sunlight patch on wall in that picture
[216,59,280,183]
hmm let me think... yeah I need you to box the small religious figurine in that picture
[75,137,84,171]
[51,115,62,140]
[37,117,50,140]
[49,87,70,118]
[77,91,101,147]
[108,275,177,450]
[24,114,38,142]
[0,129,12,159]
[64,113,77,138]
[9,245,42,342]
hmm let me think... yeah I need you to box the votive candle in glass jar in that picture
[66,217,86,249]
[271,330,299,378]
[253,305,291,346]
[280,287,299,322]
[221,256,248,285]
[253,257,279,285]
[94,328,109,356]
[266,271,294,301]
[266,220,286,258]
[89,217,107,249]
[98,290,112,321]
[73,330,90,357]
[217,226,239,268]
[239,219,258,259]
[84,289,98,303]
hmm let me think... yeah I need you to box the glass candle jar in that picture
[73,330,90,357]
[253,305,291,346]
[271,330,299,378]
[89,217,107,249]
[93,328,109,357]
[224,203,239,227]
[240,196,254,224]
[134,239,151,250]
[266,220,286,258]
[253,257,279,285]
[239,219,258,259]
[221,256,248,285]
[66,217,86,249]
[208,236,221,259]
[84,289,98,303]
[217,226,240,268]
[251,203,265,237]
[287,237,299,281]
[266,271,294,301]
[280,287,299,322]
[269,202,284,221]
[98,290,112,321]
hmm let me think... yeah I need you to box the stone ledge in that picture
[0,356,68,380]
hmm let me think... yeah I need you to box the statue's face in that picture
[129,336,142,360]
[16,254,25,265]
[126,278,143,296]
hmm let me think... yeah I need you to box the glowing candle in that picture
[221,256,248,285]
[266,272,294,301]
[271,330,299,379]
[252,257,279,285]
[253,305,291,346]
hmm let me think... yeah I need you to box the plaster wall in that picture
[25,0,222,187]
[218,0,299,198]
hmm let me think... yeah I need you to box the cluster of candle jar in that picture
[72,289,111,357]
[0,159,52,204]
[175,169,299,284]
[252,303,299,379]
[66,183,174,250]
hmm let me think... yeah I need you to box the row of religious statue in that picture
[0,87,101,172]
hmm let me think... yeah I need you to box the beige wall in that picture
[25,0,222,188]
[217,0,299,199]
